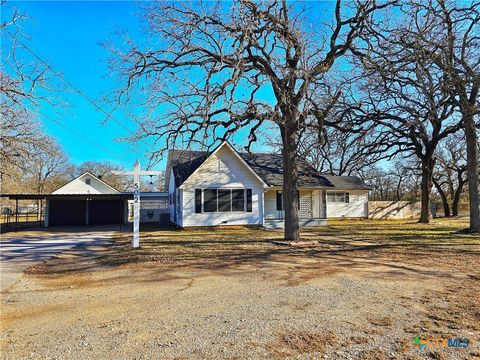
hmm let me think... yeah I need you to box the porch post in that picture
[15,198,18,231]
[44,199,49,227]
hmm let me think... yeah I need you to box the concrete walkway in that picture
[0,226,118,292]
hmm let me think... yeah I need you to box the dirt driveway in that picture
[1,219,479,359]
[0,226,117,292]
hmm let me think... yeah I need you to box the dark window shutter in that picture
[345,192,350,203]
[276,191,282,211]
[195,189,202,213]
[297,190,300,210]
[246,189,252,212]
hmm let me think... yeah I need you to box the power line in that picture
[49,117,123,158]
[13,35,152,150]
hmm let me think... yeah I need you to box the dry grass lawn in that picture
[1,217,479,359]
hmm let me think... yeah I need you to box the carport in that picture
[2,194,131,227]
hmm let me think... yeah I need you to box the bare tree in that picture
[433,133,469,217]
[355,6,465,223]
[108,0,394,240]
[76,161,132,191]
[25,138,71,194]
[394,0,480,229]
[1,1,60,180]
[361,160,421,201]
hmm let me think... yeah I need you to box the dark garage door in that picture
[49,200,87,226]
[89,200,124,225]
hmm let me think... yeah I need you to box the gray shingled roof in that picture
[166,149,371,190]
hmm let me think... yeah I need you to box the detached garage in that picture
[47,197,128,226]
[2,171,169,229]
[44,172,129,226]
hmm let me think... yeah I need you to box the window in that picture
[203,189,217,212]
[85,178,91,185]
[218,189,232,212]
[232,189,245,211]
[276,190,300,210]
[195,189,202,213]
[276,191,282,211]
[327,192,349,203]
[246,189,252,212]
[201,188,250,212]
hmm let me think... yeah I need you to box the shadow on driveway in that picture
[0,225,123,292]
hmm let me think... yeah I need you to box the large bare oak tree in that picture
[109,0,393,240]
[395,0,480,230]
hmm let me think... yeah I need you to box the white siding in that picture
[180,145,264,227]
[264,189,325,219]
[326,190,368,218]
[264,189,281,220]
[52,173,119,194]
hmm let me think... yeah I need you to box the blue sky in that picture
[2,1,353,171]
[3,1,158,169]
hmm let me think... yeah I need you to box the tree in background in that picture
[433,133,469,217]
[108,0,393,240]
[355,4,464,223]
[75,161,131,191]
[0,0,63,189]
[360,160,421,202]
[24,138,72,194]
[395,0,480,229]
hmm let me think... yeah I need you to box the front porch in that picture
[263,189,327,229]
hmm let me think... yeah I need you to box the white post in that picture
[133,160,140,248]
[112,161,162,249]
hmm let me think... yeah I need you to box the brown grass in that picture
[5,217,480,359]
[271,331,336,355]
[367,316,394,327]
[358,348,389,360]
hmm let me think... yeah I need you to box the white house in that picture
[165,142,371,229]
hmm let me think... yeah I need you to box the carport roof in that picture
[1,193,134,200]
[1,192,169,200]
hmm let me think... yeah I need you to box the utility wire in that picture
[13,35,152,150]
[49,117,122,158]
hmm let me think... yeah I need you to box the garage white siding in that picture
[326,190,368,218]
[180,145,264,227]
[52,172,119,194]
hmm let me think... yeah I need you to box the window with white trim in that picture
[197,188,250,212]
[327,191,350,203]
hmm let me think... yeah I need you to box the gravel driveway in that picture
[1,221,478,359]
[0,226,117,292]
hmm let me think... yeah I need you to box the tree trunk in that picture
[463,113,480,230]
[419,158,434,223]
[281,124,300,241]
[433,178,450,217]
[452,178,466,217]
